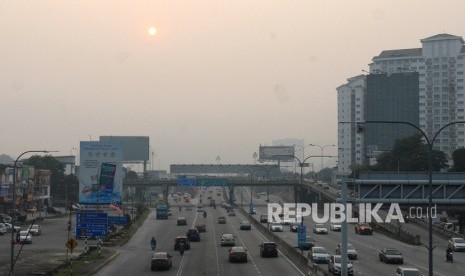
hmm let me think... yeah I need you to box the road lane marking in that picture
[209,207,221,276]
[231,219,262,276]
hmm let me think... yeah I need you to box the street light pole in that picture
[10,150,56,276]
[363,120,465,276]
[310,144,336,173]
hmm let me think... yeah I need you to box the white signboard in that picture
[259,146,295,161]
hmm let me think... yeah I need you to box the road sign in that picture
[108,216,128,225]
[297,225,306,248]
[197,178,228,186]
[76,212,108,238]
[66,238,78,251]
[177,176,196,186]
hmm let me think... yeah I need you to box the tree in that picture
[125,170,139,180]
[63,174,80,203]
[373,134,448,172]
[23,155,65,201]
[449,148,465,172]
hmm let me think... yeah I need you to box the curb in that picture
[84,251,120,276]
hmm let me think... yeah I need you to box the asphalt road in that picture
[97,190,306,276]
[235,187,463,276]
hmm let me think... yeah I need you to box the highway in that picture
[234,186,463,276]
[97,189,306,276]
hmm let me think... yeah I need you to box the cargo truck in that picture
[156,204,169,219]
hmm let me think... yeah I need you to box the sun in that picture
[148,27,157,36]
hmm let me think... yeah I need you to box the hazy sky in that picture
[2,1,465,172]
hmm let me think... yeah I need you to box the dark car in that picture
[195,223,206,233]
[259,214,268,223]
[299,236,315,250]
[379,248,404,264]
[177,217,187,226]
[229,246,248,263]
[186,228,201,242]
[260,242,278,257]
[240,221,251,230]
[290,222,299,232]
[9,211,27,222]
[151,252,173,271]
[355,223,373,235]
[174,236,191,251]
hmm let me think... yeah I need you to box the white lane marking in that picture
[209,208,221,276]
[176,199,199,276]
[246,213,307,276]
[231,219,262,276]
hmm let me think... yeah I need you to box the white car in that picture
[394,267,423,276]
[309,246,330,264]
[330,223,341,231]
[448,237,465,252]
[19,230,32,244]
[29,224,42,236]
[5,223,21,233]
[313,224,328,234]
[270,223,283,232]
[220,233,235,246]
[281,219,291,225]
[328,255,353,275]
[0,223,6,235]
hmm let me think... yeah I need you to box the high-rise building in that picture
[337,33,465,174]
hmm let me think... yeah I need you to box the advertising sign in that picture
[79,141,123,204]
[259,146,295,161]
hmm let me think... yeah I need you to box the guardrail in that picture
[230,201,329,276]
[410,217,464,240]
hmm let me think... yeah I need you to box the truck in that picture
[156,204,169,220]
[209,199,216,207]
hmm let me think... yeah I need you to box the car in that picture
[173,236,191,250]
[228,246,248,262]
[309,246,330,264]
[249,208,256,215]
[330,223,341,231]
[260,214,268,223]
[186,228,201,242]
[46,207,63,215]
[290,222,299,232]
[260,242,278,257]
[29,224,42,236]
[270,223,283,232]
[4,223,21,233]
[151,252,173,271]
[281,218,291,225]
[0,223,6,235]
[394,267,424,276]
[0,214,12,223]
[197,206,204,212]
[328,255,353,275]
[27,207,37,213]
[355,223,373,235]
[177,217,187,226]
[168,209,173,216]
[240,221,252,230]
[218,216,226,224]
[379,248,403,264]
[299,236,315,250]
[448,237,465,252]
[19,230,32,244]
[228,211,236,216]
[220,233,235,246]
[195,223,206,233]
[313,224,328,234]
[185,205,192,211]
[336,243,358,260]
[10,211,27,222]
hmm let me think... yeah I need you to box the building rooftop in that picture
[373,48,422,60]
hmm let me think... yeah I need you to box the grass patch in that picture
[106,207,150,246]
[48,248,110,276]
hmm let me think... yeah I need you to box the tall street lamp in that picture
[310,144,336,173]
[362,120,465,276]
[10,150,56,276]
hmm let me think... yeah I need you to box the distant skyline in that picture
[2,1,465,171]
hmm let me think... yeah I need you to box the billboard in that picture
[259,146,295,161]
[79,141,123,204]
[99,136,149,161]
